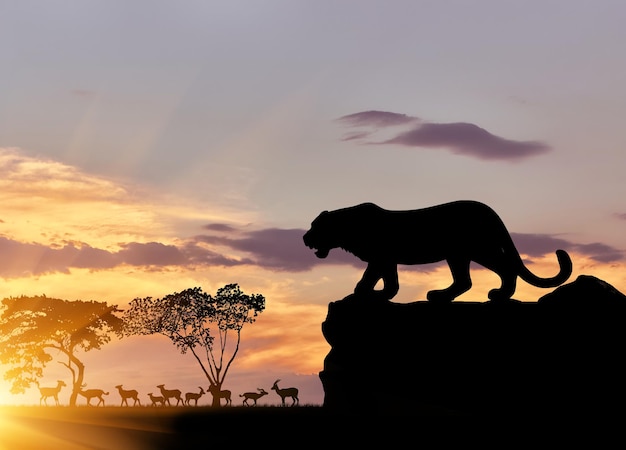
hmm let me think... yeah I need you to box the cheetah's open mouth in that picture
[313,247,329,258]
[304,238,329,259]
[303,232,329,258]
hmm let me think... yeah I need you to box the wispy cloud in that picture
[570,242,624,263]
[192,227,360,272]
[202,223,239,233]
[0,224,354,278]
[511,232,622,263]
[0,227,324,278]
[0,223,621,279]
[340,131,372,142]
[338,110,550,161]
[384,122,549,160]
[336,110,419,127]
[0,237,252,278]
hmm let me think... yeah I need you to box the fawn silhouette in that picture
[148,392,166,407]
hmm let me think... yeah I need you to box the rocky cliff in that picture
[319,275,626,416]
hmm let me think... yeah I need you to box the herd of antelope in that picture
[36,379,299,407]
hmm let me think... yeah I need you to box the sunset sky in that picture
[1,1,626,407]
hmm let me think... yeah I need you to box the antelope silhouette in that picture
[240,388,268,406]
[38,380,66,406]
[184,386,206,406]
[78,385,108,406]
[115,384,141,406]
[157,384,184,406]
[271,379,299,406]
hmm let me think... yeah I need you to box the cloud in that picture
[509,233,572,257]
[338,110,550,161]
[0,224,360,277]
[116,242,187,266]
[0,224,349,278]
[511,232,623,263]
[203,223,239,233]
[0,225,620,279]
[570,242,624,263]
[336,110,419,127]
[614,212,626,221]
[340,131,373,142]
[384,122,549,160]
[193,227,360,272]
[0,237,247,278]
[0,147,127,201]
[0,238,114,277]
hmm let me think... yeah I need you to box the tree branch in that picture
[188,346,215,385]
[221,329,242,383]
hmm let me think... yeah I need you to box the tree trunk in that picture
[209,382,223,407]
[69,356,85,407]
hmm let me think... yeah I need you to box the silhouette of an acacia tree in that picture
[123,283,265,407]
[0,295,123,406]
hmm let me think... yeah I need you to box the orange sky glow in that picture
[2,1,626,411]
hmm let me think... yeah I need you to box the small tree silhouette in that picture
[0,295,123,406]
[123,283,265,407]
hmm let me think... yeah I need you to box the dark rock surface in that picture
[538,274,626,305]
[320,275,626,416]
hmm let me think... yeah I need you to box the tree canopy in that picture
[0,295,124,406]
[123,283,265,406]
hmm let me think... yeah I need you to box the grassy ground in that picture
[0,405,341,450]
[0,404,468,449]
[2,404,608,449]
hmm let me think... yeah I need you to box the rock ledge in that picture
[320,275,626,415]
